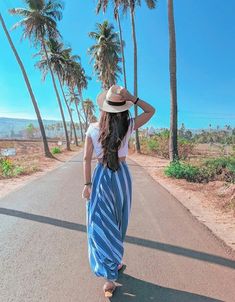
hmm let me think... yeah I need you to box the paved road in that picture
[0,151,235,302]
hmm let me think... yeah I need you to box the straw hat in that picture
[96,85,133,113]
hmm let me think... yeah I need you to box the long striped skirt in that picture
[86,161,132,281]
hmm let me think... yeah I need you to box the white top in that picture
[85,117,135,159]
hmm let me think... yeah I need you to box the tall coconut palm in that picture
[88,20,122,89]
[96,1,127,88]
[65,60,88,130]
[67,88,85,142]
[67,60,91,132]
[168,0,178,161]
[0,12,53,158]
[58,75,79,147]
[115,7,127,88]
[36,38,79,146]
[116,0,157,153]
[9,0,71,151]
[76,67,91,131]
[83,99,96,124]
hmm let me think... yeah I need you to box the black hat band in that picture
[106,100,126,106]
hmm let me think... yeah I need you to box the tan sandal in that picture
[118,263,123,270]
[103,281,116,297]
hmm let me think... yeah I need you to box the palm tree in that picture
[83,99,96,124]
[64,55,90,136]
[96,1,127,88]
[0,12,53,158]
[113,0,157,153]
[76,67,91,131]
[168,0,178,161]
[88,20,122,89]
[36,38,79,146]
[67,88,85,142]
[116,8,127,88]
[66,60,90,132]
[9,0,72,151]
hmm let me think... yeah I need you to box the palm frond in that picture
[145,0,157,9]
[10,0,63,45]
[88,20,122,88]
[9,8,31,17]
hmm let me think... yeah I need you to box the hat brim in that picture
[96,90,133,113]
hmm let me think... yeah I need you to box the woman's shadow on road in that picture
[109,265,222,302]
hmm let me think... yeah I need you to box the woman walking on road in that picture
[82,85,155,297]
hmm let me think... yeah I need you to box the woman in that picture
[82,85,155,297]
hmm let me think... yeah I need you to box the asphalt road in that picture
[0,151,235,302]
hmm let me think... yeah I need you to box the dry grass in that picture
[0,140,81,180]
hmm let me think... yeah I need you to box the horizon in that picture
[0,115,233,132]
[0,0,235,129]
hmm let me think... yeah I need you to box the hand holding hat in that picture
[119,87,137,103]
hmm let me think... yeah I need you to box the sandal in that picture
[118,263,124,270]
[103,281,116,298]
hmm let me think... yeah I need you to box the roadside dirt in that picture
[128,151,235,252]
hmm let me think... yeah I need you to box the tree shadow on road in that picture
[0,207,235,271]
[110,265,222,302]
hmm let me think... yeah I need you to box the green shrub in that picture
[203,157,235,183]
[0,158,14,177]
[13,166,25,177]
[147,138,158,152]
[164,161,205,182]
[0,157,25,178]
[140,134,169,158]
[204,157,229,170]
[165,157,235,183]
[51,146,61,154]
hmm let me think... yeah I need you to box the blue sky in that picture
[0,0,235,129]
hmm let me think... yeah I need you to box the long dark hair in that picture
[98,109,131,171]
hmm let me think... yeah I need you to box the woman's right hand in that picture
[82,185,91,200]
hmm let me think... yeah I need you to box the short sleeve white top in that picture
[85,117,135,159]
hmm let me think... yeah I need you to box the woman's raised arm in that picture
[120,88,156,130]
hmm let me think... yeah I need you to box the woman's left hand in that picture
[82,185,91,200]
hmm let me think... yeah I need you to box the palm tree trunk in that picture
[70,121,73,141]
[74,100,84,142]
[41,37,71,151]
[77,104,86,125]
[57,75,78,146]
[0,13,53,158]
[77,86,88,130]
[168,0,178,161]
[130,9,141,153]
[117,10,127,89]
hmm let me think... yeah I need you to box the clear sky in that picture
[0,0,235,129]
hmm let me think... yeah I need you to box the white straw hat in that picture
[96,85,133,113]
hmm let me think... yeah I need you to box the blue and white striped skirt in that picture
[86,161,132,281]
